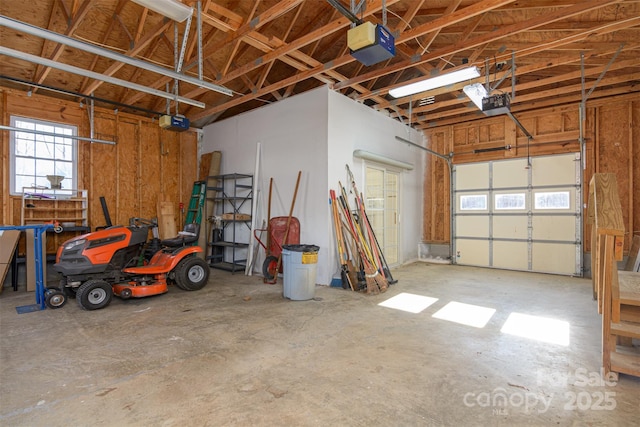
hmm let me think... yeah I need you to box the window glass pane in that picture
[15,138,35,156]
[39,141,56,159]
[15,175,34,190]
[55,143,73,161]
[56,162,73,178]
[15,157,35,175]
[10,116,77,194]
[535,191,570,209]
[36,123,55,134]
[495,193,526,210]
[37,159,56,175]
[460,195,487,210]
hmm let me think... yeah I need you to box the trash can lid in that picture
[282,244,319,252]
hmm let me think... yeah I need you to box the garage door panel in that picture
[533,188,575,211]
[493,242,529,270]
[531,154,578,186]
[493,158,529,188]
[456,216,489,238]
[493,216,528,239]
[456,163,489,190]
[532,216,576,241]
[453,153,581,276]
[532,243,576,275]
[456,239,490,266]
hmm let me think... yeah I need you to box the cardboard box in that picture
[220,213,251,221]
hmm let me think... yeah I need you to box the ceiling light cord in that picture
[385,9,428,55]
[382,0,387,27]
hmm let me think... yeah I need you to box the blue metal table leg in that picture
[34,228,45,310]
[0,224,54,313]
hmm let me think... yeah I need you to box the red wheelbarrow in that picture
[254,216,300,281]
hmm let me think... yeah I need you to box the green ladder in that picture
[185,180,206,225]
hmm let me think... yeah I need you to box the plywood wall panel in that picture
[631,100,640,240]
[160,131,180,204]
[2,90,198,261]
[424,128,449,243]
[597,101,632,251]
[6,92,84,124]
[140,122,162,221]
[116,118,139,224]
[180,131,198,226]
[90,114,118,228]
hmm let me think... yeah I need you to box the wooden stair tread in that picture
[610,351,640,377]
[618,271,640,306]
[610,320,640,338]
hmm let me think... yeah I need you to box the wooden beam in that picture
[183,0,399,100]
[81,19,172,96]
[33,0,91,85]
[124,0,300,105]
[79,0,129,94]
[333,0,621,91]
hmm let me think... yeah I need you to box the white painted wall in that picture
[202,85,424,285]
[326,89,424,282]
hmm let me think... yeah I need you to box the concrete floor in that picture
[1,262,639,426]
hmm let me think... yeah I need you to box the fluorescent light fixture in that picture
[463,82,488,110]
[131,0,193,22]
[389,66,481,98]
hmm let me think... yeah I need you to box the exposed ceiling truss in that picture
[0,0,638,129]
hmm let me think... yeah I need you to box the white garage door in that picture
[453,153,582,276]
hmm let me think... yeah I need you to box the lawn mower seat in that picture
[162,223,200,247]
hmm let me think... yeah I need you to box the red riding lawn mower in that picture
[48,218,209,310]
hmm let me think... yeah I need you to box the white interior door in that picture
[453,153,581,276]
[365,165,399,266]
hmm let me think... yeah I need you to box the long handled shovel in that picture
[267,171,301,284]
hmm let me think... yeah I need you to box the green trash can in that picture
[282,244,320,300]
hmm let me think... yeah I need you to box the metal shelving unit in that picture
[206,174,253,273]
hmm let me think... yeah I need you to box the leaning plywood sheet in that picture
[157,201,176,240]
[200,151,221,259]
[0,230,21,292]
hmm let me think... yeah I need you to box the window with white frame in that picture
[10,116,77,195]
[495,193,526,210]
[460,194,487,210]
[534,191,570,210]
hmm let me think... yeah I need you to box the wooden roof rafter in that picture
[385,11,640,111]
[186,0,400,118]
[32,0,91,87]
[2,0,639,129]
[124,0,303,106]
[337,0,621,95]
[81,19,173,96]
[79,0,129,95]
[405,43,640,117]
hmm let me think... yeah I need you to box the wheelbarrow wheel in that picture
[262,255,278,281]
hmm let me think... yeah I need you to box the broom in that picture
[330,189,354,290]
[338,185,383,294]
[345,166,388,292]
